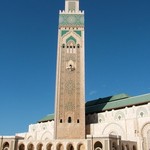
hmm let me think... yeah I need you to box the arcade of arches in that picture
[0,140,138,150]
[1,140,138,150]
[17,143,86,150]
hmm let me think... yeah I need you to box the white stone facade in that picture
[1,101,149,150]
[86,102,150,150]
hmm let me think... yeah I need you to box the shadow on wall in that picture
[85,94,130,124]
[85,96,114,124]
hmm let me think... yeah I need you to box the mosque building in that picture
[1,0,150,150]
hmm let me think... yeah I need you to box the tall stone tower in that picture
[54,0,85,139]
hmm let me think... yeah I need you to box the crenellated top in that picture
[59,10,84,14]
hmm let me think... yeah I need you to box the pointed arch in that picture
[26,135,34,141]
[66,36,76,44]
[114,111,125,120]
[41,131,53,141]
[62,30,82,46]
[136,107,148,118]
[102,123,125,139]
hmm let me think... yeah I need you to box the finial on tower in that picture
[65,0,79,13]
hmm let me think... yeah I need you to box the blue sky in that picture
[0,0,150,135]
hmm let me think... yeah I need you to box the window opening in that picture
[62,44,65,48]
[118,115,122,120]
[140,112,144,117]
[68,117,72,123]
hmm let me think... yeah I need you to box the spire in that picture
[65,0,79,13]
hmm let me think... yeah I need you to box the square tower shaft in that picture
[54,0,85,139]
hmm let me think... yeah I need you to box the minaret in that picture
[54,0,85,139]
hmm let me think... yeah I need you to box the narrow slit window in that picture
[60,119,62,123]
[77,119,79,123]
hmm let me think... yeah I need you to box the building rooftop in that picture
[38,114,54,123]
[86,93,150,114]
[38,93,150,122]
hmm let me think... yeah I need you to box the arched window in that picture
[67,144,74,150]
[136,107,148,118]
[133,145,136,150]
[77,44,80,49]
[121,144,124,150]
[125,145,129,150]
[140,112,144,117]
[46,143,53,150]
[19,144,25,150]
[37,143,43,150]
[62,44,65,48]
[66,40,76,53]
[27,143,34,150]
[112,142,117,150]
[3,142,9,150]
[56,143,64,150]
[94,141,103,150]
[118,115,122,120]
[77,144,85,150]
[68,117,72,123]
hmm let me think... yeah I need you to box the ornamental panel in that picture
[65,80,75,95]
[59,14,84,27]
